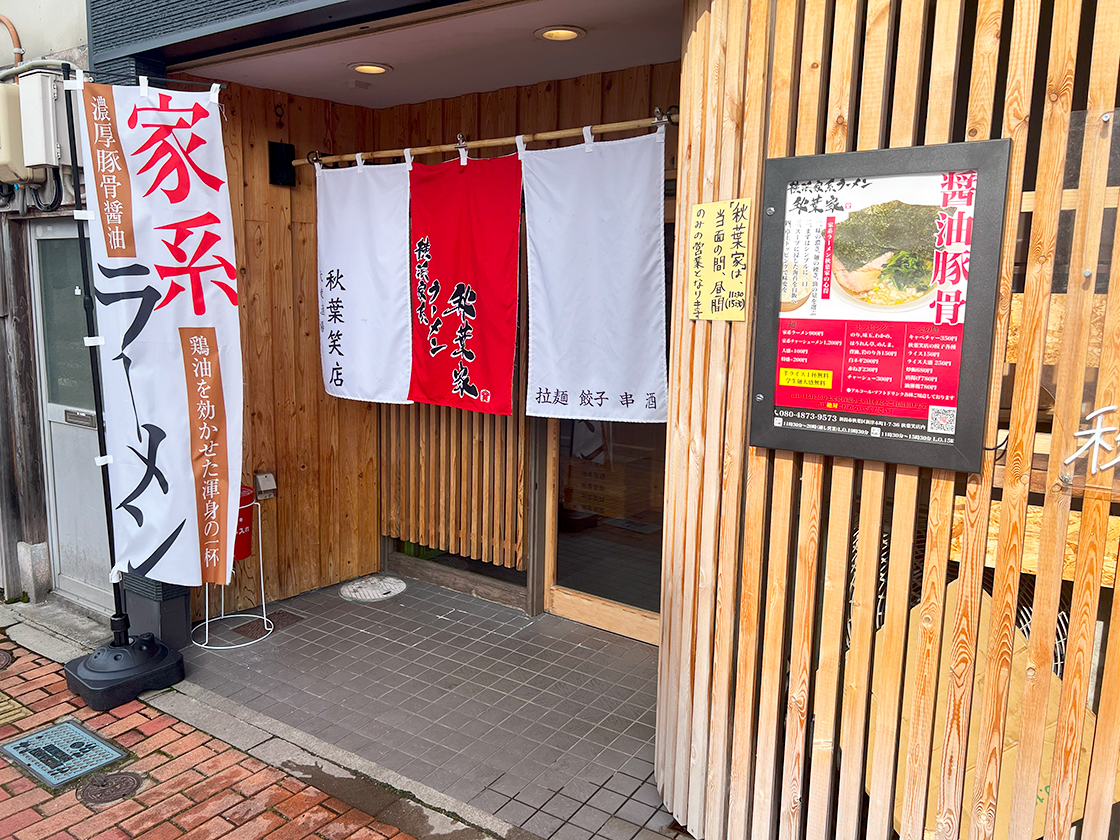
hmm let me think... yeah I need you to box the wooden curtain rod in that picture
[295,110,677,167]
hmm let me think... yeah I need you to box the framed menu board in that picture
[749,140,1011,472]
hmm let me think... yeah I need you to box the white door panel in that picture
[31,220,113,614]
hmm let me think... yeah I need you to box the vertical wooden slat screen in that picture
[190,60,680,618]
[659,3,1120,840]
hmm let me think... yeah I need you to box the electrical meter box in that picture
[19,70,82,169]
[0,83,32,183]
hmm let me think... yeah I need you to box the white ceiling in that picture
[190,0,683,109]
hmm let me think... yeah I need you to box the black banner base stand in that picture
[64,634,184,712]
[58,63,186,711]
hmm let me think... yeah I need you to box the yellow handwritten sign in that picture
[689,198,751,320]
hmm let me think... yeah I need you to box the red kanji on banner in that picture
[154,212,238,315]
[128,93,225,203]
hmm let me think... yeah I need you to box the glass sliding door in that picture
[543,418,664,643]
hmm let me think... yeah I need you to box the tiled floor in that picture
[184,578,675,840]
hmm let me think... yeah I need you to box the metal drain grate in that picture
[0,650,14,670]
[339,575,406,602]
[0,691,31,727]
[78,771,143,804]
[1,722,126,787]
[232,609,302,639]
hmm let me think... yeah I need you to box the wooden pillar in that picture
[659,2,1120,840]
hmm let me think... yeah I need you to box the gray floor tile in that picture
[615,800,656,827]
[523,811,564,839]
[542,793,583,821]
[577,763,614,786]
[588,788,626,815]
[643,809,674,831]
[570,805,610,833]
[495,799,537,827]
[446,778,487,803]
[604,773,642,798]
[533,768,574,793]
[620,758,655,781]
[514,783,554,809]
[422,767,462,791]
[631,783,663,808]
[560,777,600,803]
[598,817,642,840]
[491,772,527,797]
[552,824,593,840]
[470,789,511,814]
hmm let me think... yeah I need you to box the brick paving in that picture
[0,637,409,840]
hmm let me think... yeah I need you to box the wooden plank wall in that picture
[658,2,1120,840]
[192,60,680,616]
[191,82,383,619]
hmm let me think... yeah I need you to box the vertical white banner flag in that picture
[315,161,412,403]
[77,82,243,587]
[521,129,668,422]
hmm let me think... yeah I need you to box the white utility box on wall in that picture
[20,70,82,169]
[0,83,32,183]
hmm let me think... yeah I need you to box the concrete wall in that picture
[0,0,87,68]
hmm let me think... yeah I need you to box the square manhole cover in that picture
[1,722,126,788]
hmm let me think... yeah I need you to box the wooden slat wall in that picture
[192,60,679,616]
[659,3,1120,840]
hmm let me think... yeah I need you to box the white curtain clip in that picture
[459,146,468,166]
[94,454,113,466]
[139,75,149,98]
[354,152,365,167]
[515,135,526,156]
[583,125,594,152]
[403,148,414,170]
[209,83,221,103]
[64,68,85,91]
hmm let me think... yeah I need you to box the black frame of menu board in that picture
[748,139,1011,473]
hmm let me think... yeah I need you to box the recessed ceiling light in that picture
[534,26,586,42]
[348,62,392,75]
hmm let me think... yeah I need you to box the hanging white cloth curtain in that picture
[520,128,668,422]
[315,160,412,403]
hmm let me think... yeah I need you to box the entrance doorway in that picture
[543,417,663,645]
[29,219,112,614]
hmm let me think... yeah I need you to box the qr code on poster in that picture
[928,406,957,434]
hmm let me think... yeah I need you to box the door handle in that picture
[63,410,96,429]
